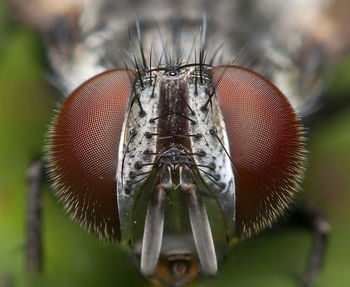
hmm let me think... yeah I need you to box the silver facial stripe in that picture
[187,66,236,236]
[116,72,160,240]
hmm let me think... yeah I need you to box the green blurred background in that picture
[1,2,350,287]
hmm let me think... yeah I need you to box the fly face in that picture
[46,59,304,285]
[118,66,235,283]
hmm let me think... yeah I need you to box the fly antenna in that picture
[180,166,217,276]
[188,190,218,277]
[140,166,170,276]
[140,185,167,276]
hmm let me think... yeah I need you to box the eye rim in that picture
[45,68,136,241]
[210,65,306,238]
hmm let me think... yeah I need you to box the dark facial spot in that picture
[145,132,152,139]
[135,161,142,170]
[209,162,216,170]
[209,127,217,135]
[130,128,138,136]
[198,150,206,157]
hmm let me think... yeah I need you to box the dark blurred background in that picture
[1,1,350,286]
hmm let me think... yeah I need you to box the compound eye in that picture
[211,66,305,238]
[46,69,135,241]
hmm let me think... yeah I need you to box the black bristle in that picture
[232,42,247,64]
[149,44,153,85]
[151,75,157,98]
[128,29,144,89]
[199,49,203,83]
[186,33,198,64]
[136,17,148,69]
[156,23,169,65]
[209,42,224,66]
[194,51,198,95]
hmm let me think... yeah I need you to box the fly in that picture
[8,0,350,286]
[45,24,305,285]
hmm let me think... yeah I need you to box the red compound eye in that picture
[211,66,305,238]
[46,69,135,241]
